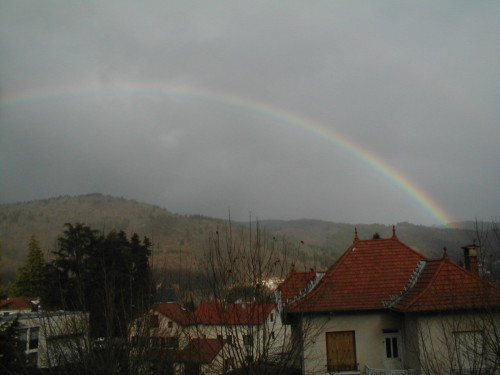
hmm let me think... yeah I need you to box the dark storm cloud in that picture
[0,1,498,225]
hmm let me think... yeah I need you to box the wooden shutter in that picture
[326,331,357,372]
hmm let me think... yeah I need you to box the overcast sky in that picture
[0,1,498,226]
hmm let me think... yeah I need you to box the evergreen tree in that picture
[46,223,101,310]
[42,223,152,337]
[12,235,46,297]
[0,317,24,373]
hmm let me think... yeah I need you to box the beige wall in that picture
[302,311,404,375]
[412,312,500,375]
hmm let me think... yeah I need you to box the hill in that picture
[0,194,496,284]
[0,194,228,283]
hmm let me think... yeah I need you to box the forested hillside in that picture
[0,194,227,283]
[0,194,496,284]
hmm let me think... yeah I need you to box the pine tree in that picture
[13,235,46,297]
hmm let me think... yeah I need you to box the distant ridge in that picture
[0,194,496,284]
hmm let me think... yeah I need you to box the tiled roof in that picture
[392,254,500,312]
[175,338,224,363]
[287,232,500,314]
[153,302,195,326]
[288,235,427,312]
[0,297,34,311]
[195,301,275,325]
[278,270,322,303]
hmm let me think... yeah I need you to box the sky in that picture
[0,1,498,227]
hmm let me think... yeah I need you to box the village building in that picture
[0,297,38,315]
[129,299,289,375]
[0,308,89,369]
[194,300,288,366]
[174,337,234,375]
[280,228,500,375]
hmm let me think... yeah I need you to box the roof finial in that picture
[392,225,397,239]
[354,227,359,242]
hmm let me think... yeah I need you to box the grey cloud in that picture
[0,1,498,225]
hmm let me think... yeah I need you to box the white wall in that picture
[302,311,404,375]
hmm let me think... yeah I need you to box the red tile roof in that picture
[392,254,500,312]
[0,297,34,311]
[287,233,500,314]
[175,338,225,363]
[195,301,275,325]
[153,302,195,326]
[288,235,427,312]
[278,270,322,303]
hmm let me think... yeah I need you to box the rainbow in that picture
[1,83,455,226]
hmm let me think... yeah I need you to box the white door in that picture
[382,331,402,369]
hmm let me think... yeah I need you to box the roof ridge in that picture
[385,259,427,308]
[398,257,447,311]
[288,244,353,310]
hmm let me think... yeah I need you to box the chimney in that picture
[461,244,479,275]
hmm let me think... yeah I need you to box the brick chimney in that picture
[461,244,479,275]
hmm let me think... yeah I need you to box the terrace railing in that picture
[365,366,418,375]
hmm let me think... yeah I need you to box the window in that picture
[270,313,274,322]
[383,329,400,360]
[385,337,399,358]
[17,328,28,351]
[160,336,179,349]
[29,328,39,350]
[452,331,484,370]
[149,314,159,328]
[167,321,173,328]
[326,331,357,372]
[226,335,233,344]
[270,331,275,340]
[224,358,235,373]
[243,334,253,346]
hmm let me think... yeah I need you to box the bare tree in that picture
[406,250,500,375]
[169,220,324,375]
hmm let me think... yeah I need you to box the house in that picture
[174,338,233,375]
[0,297,38,315]
[0,310,89,369]
[275,268,325,316]
[195,300,289,366]
[282,228,500,375]
[129,302,196,352]
[129,299,290,374]
[128,302,197,375]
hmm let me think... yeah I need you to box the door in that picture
[382,331,402,369]
[326,331,357,372]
